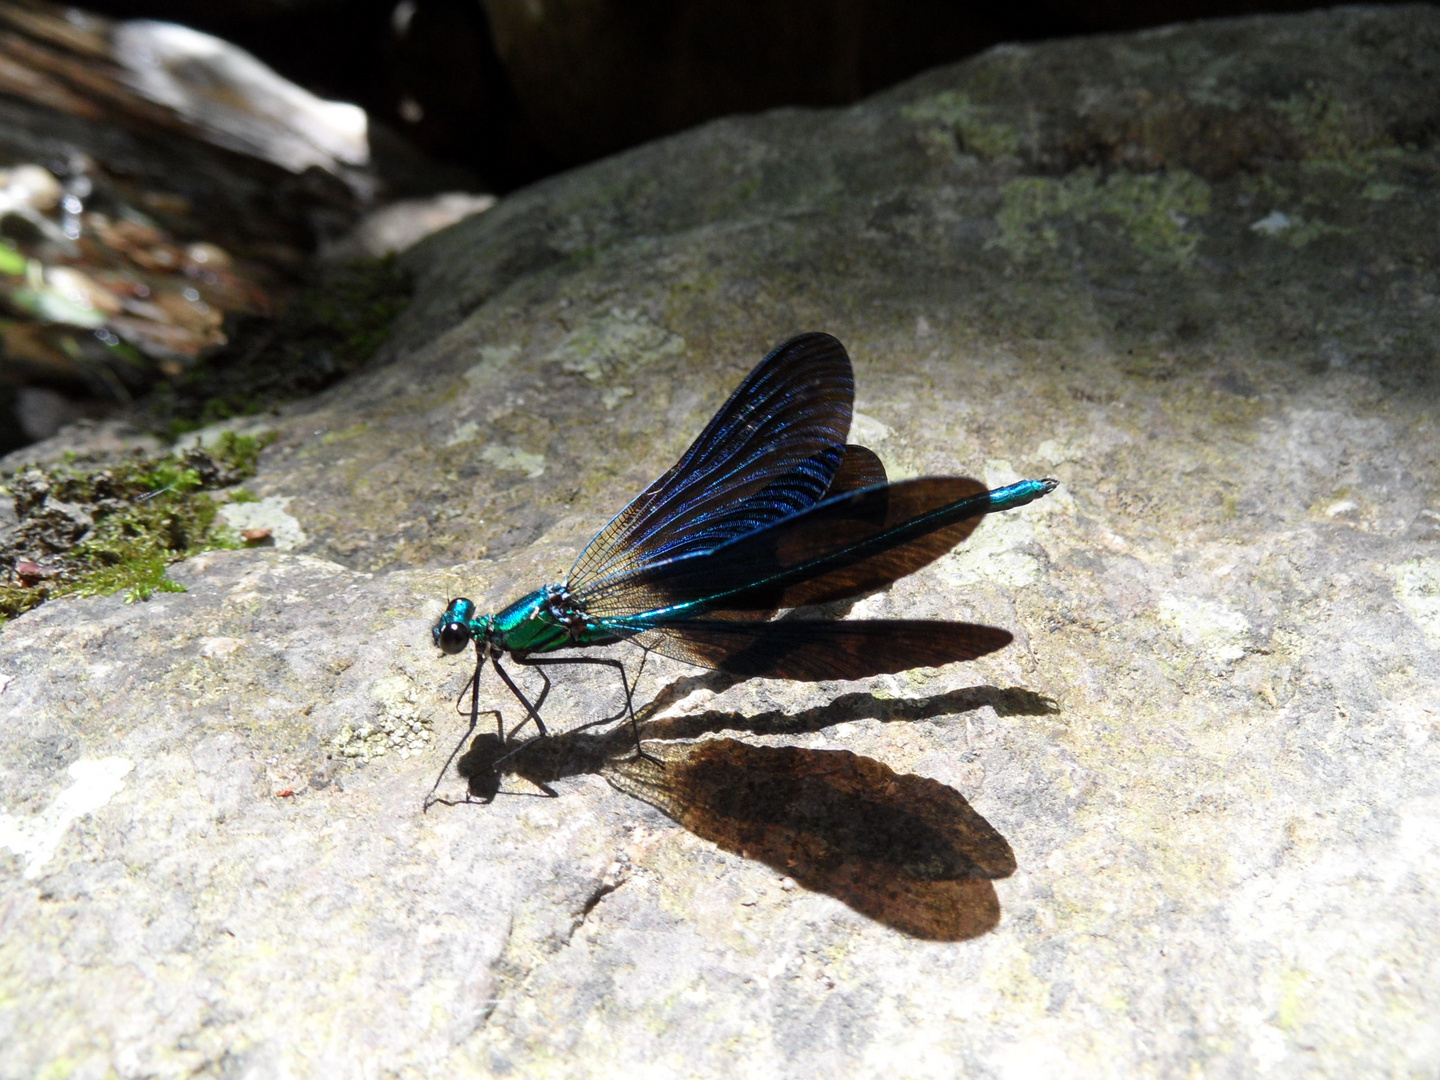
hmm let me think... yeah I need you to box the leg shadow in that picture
[444,683,1054,941]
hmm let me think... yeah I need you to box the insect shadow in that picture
[445,679,1058,941]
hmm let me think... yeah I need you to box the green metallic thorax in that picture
[473,583,629,655]
[488,589,566,652]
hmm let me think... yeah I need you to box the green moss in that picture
[994,168,1211,264]
[0,431,271,625]
[67,550,191,602]
[206,431,269,476]
[901,91,1020,161]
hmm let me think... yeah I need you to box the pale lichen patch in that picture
[544,307,685,383]
[198,636,243,657]
[601,385,635,410]
[1392,559,1440,649]
[0,757,134,879]
[993,168,1211,264]
[480,444,546,478]
[899,90,1020,161]
[850,412,892,445]
[331,674,434,760]
[1032,439,1083,467]
[445,420,479,446]
[464,342,522,384]
[1155,594,1250,664]
[1250,210,1293,235]
[1249,211,1348,249]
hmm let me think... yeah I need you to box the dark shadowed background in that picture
[78,0,1401,190]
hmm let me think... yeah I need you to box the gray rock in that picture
[3,6,1439,1077]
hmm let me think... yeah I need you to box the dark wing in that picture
[567,333,854,592]
[621,618,1013,680]
[826,444,887,496]
[578,477,992,618]
[652,442,888,576]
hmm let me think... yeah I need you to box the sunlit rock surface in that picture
[3,7,1439,1077]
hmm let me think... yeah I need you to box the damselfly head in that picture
[434,597,476,654]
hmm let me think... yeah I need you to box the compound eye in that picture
[436,621,470,655]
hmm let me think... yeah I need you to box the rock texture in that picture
[4,6,1440,1077]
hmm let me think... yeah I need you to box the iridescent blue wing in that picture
[666,440,886,566]
[582,475,1054,677]
[585,475,1031,678]
[567,333,854,593]
[578,477,992,618]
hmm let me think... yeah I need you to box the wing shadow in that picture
[605,738,1016,941]
[639,680,1060,741]
[441,681,1055,942]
